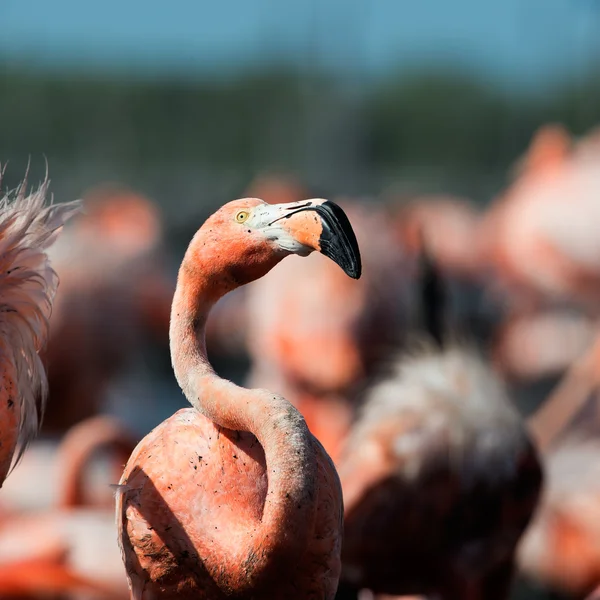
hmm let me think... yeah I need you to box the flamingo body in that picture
[119,408,341,599]
[339,348,542,599]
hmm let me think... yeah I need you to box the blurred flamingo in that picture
[0,173,78,487]
[480,123,600,311]
[337,248,542,599]
[116,197,361,598]
[492,308,596,383]
[515,332,600,598]
[527,332,600,453]
[41,184,173,434]
[0,415,136,598]
[518,435,600,598]
[389,193,497,350]
[391,194,484,281]
[246,199,409,462]
[0,548,119,600]
[245,171,310,206]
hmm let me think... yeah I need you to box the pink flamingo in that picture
[492,308,596,383]
[116,197,361,598]
[516,334,600,597]
[0,415,136,599]
[518,435,600,598]
[391,194,483,281]
[0,173,78,487]
[336,250,542,600]
[41,184,173,434]
[480,123,600,310]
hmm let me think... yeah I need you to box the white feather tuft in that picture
[351,346,530,487]
[0,172,80,468]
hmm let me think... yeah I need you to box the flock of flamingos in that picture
[1,122,600,599]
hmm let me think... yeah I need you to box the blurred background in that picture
[3,1,600,216]
[3,1,600,599]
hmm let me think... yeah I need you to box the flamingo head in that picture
[193,198,362,290]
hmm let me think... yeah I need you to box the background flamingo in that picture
[514,333,600,598]
[40,183,173,435]
[0,415,136,599]
[517,435,600,598]
[336,252,542,600]
[492,309,596,384]
[391,194,484,282]
[480,124,600,311]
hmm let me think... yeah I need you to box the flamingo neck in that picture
[169,233,318,576]
[528,338,600,453]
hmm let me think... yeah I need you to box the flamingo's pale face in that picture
[199,198,362,286]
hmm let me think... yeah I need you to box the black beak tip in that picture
[316,200,362,280]
[348,262,362,280]
[342,254,362,280]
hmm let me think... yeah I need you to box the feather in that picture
[0,170,80,469]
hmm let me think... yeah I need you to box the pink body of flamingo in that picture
[116,197,361,598]
[337,346,542,600]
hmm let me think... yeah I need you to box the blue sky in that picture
[1,0,599,88]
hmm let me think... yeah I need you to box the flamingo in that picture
[0,173,78,487]
[116,197,361,599]
[336,248,542,599]
[527,332,600,454]
[391,194,483,282]
[517,435,600,598]
[479,123,600,310]
[492,308,596,383]
[40,184,173,434]
[515,334,600,597]
[55,415,139,511]
[0,415,136,598]
[244,172,310,206]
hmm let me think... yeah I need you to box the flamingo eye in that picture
[235,211,250,223]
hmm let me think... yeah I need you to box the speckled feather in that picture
[117,408,342,599]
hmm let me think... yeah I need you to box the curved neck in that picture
[528,337,600,453]
[56,416,136,510]
[169,235,318,581]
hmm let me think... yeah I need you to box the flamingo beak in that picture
[257,199,362,279]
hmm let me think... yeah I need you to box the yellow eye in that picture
[235,210,250,223]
